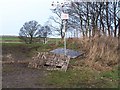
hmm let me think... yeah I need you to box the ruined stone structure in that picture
[28,52,70,71]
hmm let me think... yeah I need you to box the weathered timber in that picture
[28,52,70,71]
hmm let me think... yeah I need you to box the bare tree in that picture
[19,20,41,44]
[50,1,119,38]
[36,25,52,44]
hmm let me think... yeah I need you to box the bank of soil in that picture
[2,63,49,88]
[2,43,49,88]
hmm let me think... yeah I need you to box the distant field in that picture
[0,36,20,41]
[0,36,61,43]
[1,37,20,41]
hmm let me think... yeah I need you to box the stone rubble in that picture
[28,52,70,71]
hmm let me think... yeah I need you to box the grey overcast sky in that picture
[0,0,63,36]
[0,0,119,36]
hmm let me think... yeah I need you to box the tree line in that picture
[19,1,120,44]
[50,1,119,38]
[19,20,51,44]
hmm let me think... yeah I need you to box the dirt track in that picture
[2,43,51,88]
[2,63,48,88]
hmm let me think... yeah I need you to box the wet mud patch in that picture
[2,63,48,88]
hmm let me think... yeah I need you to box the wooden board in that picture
[28,52,70,71]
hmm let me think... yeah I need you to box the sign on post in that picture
[61,13,69,20]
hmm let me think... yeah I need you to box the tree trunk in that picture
[86,2,89,37]
[106,2,111,36]
[80,19,85,37]
[118,19,120,39]
[30,36,33,44]
[113,2,117,37]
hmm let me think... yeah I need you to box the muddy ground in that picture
[2,43,50,88]
[2,63,48,88]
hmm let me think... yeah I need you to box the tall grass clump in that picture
[77,35,119,71]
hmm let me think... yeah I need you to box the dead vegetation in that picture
[68,35,119,71]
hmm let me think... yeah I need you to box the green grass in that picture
[1,36,20,41]
[43,67,98,88]
[100,69,119,80]
[40,58,119,88]
[1,36,61,42]
[47,38,61,43]
[42,66,119,88]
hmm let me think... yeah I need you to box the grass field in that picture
[2,36,119,88]
[0,36,20,41]
[0,36,61,44]
[43,66,119,88]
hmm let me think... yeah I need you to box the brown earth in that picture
[2,43,50,88]
[2,63,48,88]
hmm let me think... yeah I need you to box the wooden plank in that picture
[28,52,71,71]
